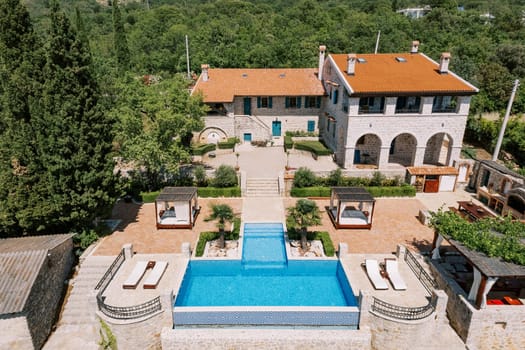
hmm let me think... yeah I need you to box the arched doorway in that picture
[199,127,228,144]
[388,133,417,166]
[424,133,453,165]
[354,134,381,167]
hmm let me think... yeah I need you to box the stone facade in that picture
[430,260,525,350]
[320,60,471,169]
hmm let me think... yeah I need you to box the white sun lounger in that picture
[386,259,407,290]
[143,261,168,289]
[122,261,149,289]
[365,259,388,290]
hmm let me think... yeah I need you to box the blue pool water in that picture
[174,223,357,307]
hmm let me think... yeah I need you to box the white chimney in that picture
[201,64,209,82]
[347,54,357,75]
[318,45,326,81]
[439,53,451,74]
[411,40,420,54]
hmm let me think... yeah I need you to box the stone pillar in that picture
[181,242,191,258]
[338,242,348,258]
[123,243,133,260]
[358,290,371,328]
[344,147,355,169]
[432,289,449,324]
[448,146,463,166]
[396,244,406,259]
[378,146,390,169]
[413,146,426,166]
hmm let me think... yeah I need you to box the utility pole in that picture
[185,35,190,79]
[492,79,520,161]
[374,30,381,54]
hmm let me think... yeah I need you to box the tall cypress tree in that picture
[112,0,130,70]
[0,0,45,236]
[27,1,118,233]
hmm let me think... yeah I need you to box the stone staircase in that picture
[44,255,115,349]
[245,178,280,197]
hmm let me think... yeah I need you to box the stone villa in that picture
[192,42,478,170]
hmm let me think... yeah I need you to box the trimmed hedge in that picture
[196,217,241,257]
[294,140,332,156]
[290,186,331,197]
[197,186,241,197]
[140,191,160,203]
[284,135,293,151]
[286,229,335,257]
[192,143,216,155]
[290,185,415,198]
[217,137,238,149]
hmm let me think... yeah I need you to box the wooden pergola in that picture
[327,187,375,229]
[432,232,525,308]
[155,187,200,229]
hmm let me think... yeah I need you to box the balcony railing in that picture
[371,295,437,321]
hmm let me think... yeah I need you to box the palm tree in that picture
[287,199,322,250]
[205,204,234,249]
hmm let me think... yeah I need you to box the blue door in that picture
[354,149,361,164]
[272,121,282,136]
[244,97,251,115]
[243,133,252,142]
[307,120,315,132]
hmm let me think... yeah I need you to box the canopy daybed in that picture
[155,187,200,229]
[327,187,375,229]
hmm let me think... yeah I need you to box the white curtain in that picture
[431,234,444,260]
[468,267,481,301]
[339,203,346,220]
[480,277,498,309]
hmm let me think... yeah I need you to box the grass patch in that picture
[140,191,160,203]
[195,217,241,257]
[294,140,332,156]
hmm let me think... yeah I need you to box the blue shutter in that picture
[316,96,321,108]
[257,97,261,108]
[269,97,273,108]
[285,97,289,108]
[333,90,338,104]
[297,97,301,108]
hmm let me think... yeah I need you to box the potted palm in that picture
[205,204,235,249]
[287,199,322,250]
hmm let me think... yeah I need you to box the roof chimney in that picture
[201,64,209,82]
[318,45,326,81]
[411,40,420,54]
[439,52,451,74]
[347,54,357,75]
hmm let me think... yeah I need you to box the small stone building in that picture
[469,160,525,219]
[0,234,74,349]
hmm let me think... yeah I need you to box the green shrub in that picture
[327,168,344,186]
[370,171,386,186]
[197,186,241,197]
[217,137,238,149]
[293,167,317,188]
[192,143,216,155]
[284,135,293,151]
[195,217,241,257]
[290,186,331,197]
[193,165,208,187]
[294,140,332,156]
[99,319,117,350]
[140,191,160,203]
[285,130,318,137]
[74,229,99,250]
[212,165,238,187]
[366,184,416,197]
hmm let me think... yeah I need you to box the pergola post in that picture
[476,275,498,309]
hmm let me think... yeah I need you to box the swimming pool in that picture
[173,223,359,327]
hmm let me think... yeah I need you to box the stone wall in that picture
[0,316,34,349]
[429,260,525,350]
[161,327,372,349]
[24,238,74,349]
[104,292,173,350]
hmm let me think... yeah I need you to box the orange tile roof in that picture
[331,53,478,95]
[192,68,325,103]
